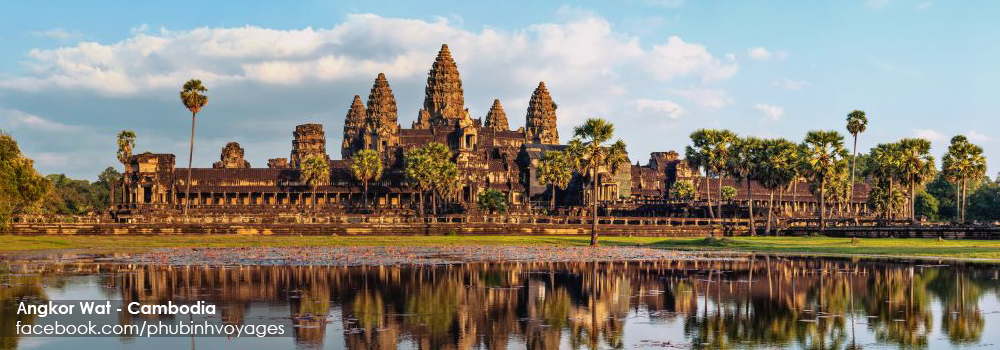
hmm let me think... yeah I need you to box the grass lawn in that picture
[2,235,1000,261]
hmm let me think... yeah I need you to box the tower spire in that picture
[485,99,509,131]
[525,82,559,144]
[414,44,468,128]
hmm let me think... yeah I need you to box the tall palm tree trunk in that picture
[850,135,858,211]
[432,191,437,216]
[590,168,599,246]
[955,181,961,223]
[819,178,826,233]
[910,181,916,224]
[962,179,969,224]
[766,190,774,235]
[717,176,724,222]
[183,113,195,219]
[704,169,715,219]
[550,183,556,212]
[747,181,755,236]
[364,181,369,208]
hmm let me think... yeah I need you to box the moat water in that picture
[3,253,1000,349]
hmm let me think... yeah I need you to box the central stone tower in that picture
[413,44,472,128]
[524,82,559,144]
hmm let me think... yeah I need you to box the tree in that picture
[897,138,936,224]
[350,149,383,208]
[846,110,868,205]
[799,130,849,232]
[865,142,906,221]
[179,79,208,219]
[686,129,738,222]
[537,150,572,212]
[727,136,765,235]
[671,180,696,200]
[942,136,987,223]
[720,186,737,201]
[567,118,629,246]
[914,190,939,221]
[0,131,51,230]
[115,130,135,205]
[756,139,799,234]
[299,154,330,210]
[477,189,508,214]
[404,142,459,216]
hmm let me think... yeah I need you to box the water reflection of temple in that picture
[2,257,1000,349]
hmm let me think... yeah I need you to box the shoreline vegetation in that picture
[4,235,1000,262]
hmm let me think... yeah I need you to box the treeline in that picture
[1,129,121,230]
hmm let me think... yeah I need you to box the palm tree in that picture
[756,138,798,234]
[568,118,628,246]
[865,142,906,221]
[179,79,208,219]
[846,110,868,204]
[299,154,330,211]
[942,136,985,223]
[800,130,849,232]
[537,150,572,212]
[686,129,738,220]
[897,138,936,224]
[727,136,764,235]
[350,149,383,209]
[115,130,136,205]
[404,142,456,216]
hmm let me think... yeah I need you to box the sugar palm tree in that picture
[897,138,936,224]
[115,130,136,204]
[756,138,798,234]
[537,150,572,212]
[687,129,738,223]
[846,110,868,204]
[865,142,906,221]
[800,130,849,232]
[179,79,208,218]
[942,136,985,223]
[727,136,764,235]
[568,118,628,246]
[350,149,383,208]
[299,154,330,211]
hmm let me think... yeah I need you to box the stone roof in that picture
[484,99,509,131]
[525,82,559,144]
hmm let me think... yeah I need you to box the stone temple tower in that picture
[290,124,329,167]
[413,44,472,128]
[366,73,400,153]
[524,82,559,144]
[341,95,366,159]
[484,99,509,131]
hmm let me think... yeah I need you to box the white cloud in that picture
[916,2,933,10]
[0,106,82,132]
[913,129,945,142]
[967,130,990,143]
[634,98,685,118]
[754,103,785,121]
[747,47,788,61]
[647,37,738,82]
[772,78,809,90]
[28,28,81,40]
[0,12,740,178]
[670,87,733,111]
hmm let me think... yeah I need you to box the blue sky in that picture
[1,0,998,180]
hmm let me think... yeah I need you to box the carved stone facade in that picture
[524,82,559,144]
[341,95,367,159]
[484,99,509,131]
[213,142,250,169]
[290,124,329,168]
[116,43,869,218]
[413,44,472,129]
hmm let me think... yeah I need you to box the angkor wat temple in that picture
[115,44,869,219]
